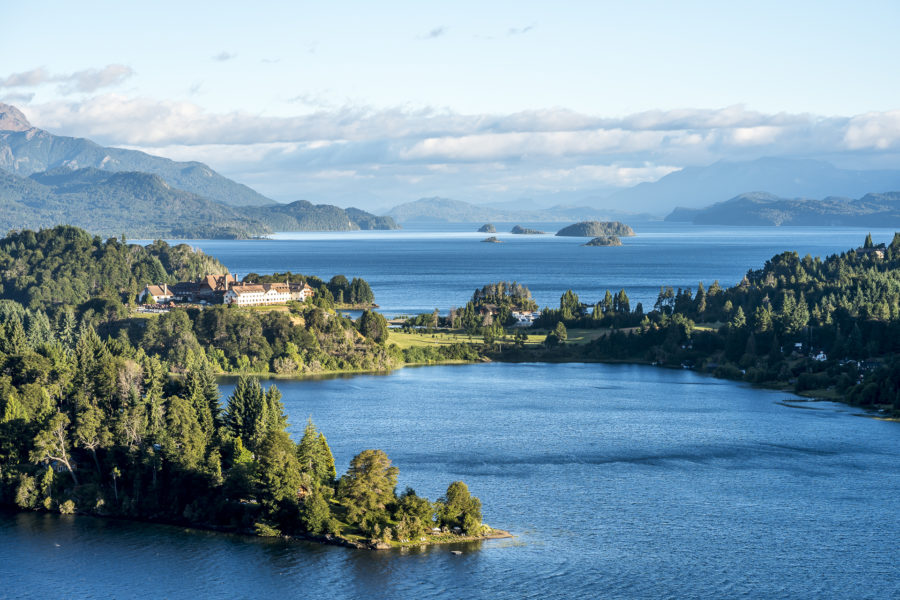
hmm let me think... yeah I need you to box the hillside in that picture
[601,157,900,215]
[251,201,398,231]
[0,225,227,309]
[0,166,398,238]
[665,191,900,226]
[0,167,268,238]
[0,103,273,207]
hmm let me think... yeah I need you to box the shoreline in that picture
[217,350,894,418]
[0,505,512,551]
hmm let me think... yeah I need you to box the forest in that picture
[0,226,402,377]
[399,235,900,413]
[0,226,489,546]
[500,233,900,411]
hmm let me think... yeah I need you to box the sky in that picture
[2,1,900,208]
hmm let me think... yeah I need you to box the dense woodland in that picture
[0,226,397,376]
[506,233,900,411]
[0,226,484,543]
[400,234,900,412]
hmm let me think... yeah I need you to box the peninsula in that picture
[396,234,900,416]
[0,226,505,549]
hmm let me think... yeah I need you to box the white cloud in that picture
[0,65,134,94]
[212,51,237,62]
[0,92,35,104]
[15,95,900,205]
[59,65,135,93]
[0,67,51,88]
[843,111,900,150]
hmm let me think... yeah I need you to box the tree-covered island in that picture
[0,226,505,548]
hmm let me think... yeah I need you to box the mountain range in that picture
[385,197,653,224]
[5,102,900,235]
[600,157,900,215]
[0,104,397,238]
[665,191,900,226]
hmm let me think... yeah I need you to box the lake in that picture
[3,362,900,599]
[158,222,900,317]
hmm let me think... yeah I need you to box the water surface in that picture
[160,222,899,316]
[4,363,899,599]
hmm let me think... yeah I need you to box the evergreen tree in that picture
[297,418,336,487]
[254,429,303,518]
[437,481,482,535]
[731,306,746,329]
[225,376,269,452]
[338,449,398,524]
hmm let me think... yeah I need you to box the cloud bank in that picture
[14,95,900,207]
[0,65,134,94]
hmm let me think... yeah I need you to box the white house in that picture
[140,284,174,304]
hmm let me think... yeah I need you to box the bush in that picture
[254,522,281,537]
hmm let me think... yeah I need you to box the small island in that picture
[481,236,503,243]
[556,220,635,237]
[511,225,546,234]
[477,223,497,233]
[583,235,622,246]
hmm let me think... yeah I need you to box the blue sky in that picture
[2,1,900,207]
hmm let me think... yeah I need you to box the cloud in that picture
[0,67,51,88]
[843,111,900,150]
[507,25,535,35]
[421,27,446,39]
[19,95,900,205]
[0,64,134,94]
[0,92,35,104]
[212,51,237,62]
[59,65,134,93]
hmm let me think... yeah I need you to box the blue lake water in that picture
[5,224,900,598]
[155,222,900,316]
[3,363,900,599]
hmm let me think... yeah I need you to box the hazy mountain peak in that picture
[0,103,32,132]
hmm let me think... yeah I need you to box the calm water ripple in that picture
[4,362,900,599]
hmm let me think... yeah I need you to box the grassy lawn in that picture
[389,327,612,349]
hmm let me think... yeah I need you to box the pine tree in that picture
[225,376,268,452]
[296,418,336,486]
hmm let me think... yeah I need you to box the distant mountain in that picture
[0,103,274,207]
[386,196,642,223]
[0,166,398,238]
[0,167,267,238]
[665,191,900,226]
[601,157,900,215]
[248,200,398,232]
